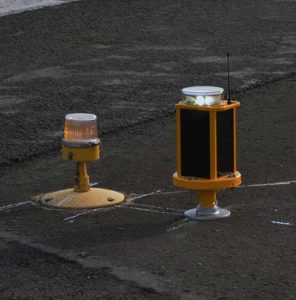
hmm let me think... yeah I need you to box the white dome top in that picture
[65,113,97,122]
[182,86,224,96]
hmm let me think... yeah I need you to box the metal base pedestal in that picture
[185,207,230,221]
[37,188,125,209]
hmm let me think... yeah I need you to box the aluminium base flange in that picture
[185,207,230,221]
[37,187,125,209]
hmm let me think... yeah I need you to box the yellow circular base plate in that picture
[38,188,125,209]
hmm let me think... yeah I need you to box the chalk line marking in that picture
[57,193,73,207]
[126,190,162,202]
[64,210,92,221]
[63,190,185,222]
[240,180,296,188]
[0,201,31,212]
[90,182,101,187]
[117,205,183,216]
[63,192,164,221]
[1,179,295,217]
[271,220,293,226]
[63,206,117,222]
[128,202,184,213]
[166,220,189,232]
[64,209,92,221]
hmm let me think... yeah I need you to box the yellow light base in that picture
[173,171,241,190]
[62,145,100,162]
[38,188,125,209]
[173,172,241,220]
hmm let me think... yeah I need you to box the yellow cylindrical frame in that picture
[173,100,241,220]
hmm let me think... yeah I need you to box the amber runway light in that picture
[38,113,125,208]
[173,86,241,220]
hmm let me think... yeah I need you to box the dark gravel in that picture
[0,0,295,165]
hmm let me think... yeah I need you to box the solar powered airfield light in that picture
[38,113,125,208]
[173,86,241,220]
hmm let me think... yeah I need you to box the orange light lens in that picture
[63,113,99,146]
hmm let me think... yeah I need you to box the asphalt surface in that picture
[1,78,296,299]
[0,0,296,299]
[0,240,176,300]
[0,0,296,165]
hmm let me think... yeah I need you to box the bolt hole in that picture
[107,198,115,202]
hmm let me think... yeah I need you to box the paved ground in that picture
[0,78,296,299]
[0,0,296,299]
[0,0,296,166]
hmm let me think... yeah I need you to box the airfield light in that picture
[63,113,99,147]
[37,113,125,208]
[182,86,224,106]
[173,86,241,220]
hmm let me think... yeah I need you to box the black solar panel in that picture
[180,109,210,179]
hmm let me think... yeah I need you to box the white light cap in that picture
[182,86,224,96]
[63,113,100,147]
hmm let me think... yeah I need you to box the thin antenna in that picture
[227,53,231,104]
